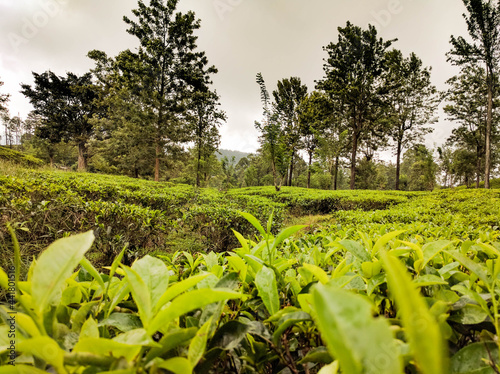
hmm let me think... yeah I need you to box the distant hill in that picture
[216,149,252,164]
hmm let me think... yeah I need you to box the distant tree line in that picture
[253,0,500,191]
[0,0,499,191]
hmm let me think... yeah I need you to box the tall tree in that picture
[123,0,217,181]
[298,91,331,189]
[89,49,166,178]
[448,0,500,188]
[272,77,308,186]
[20,71,99,170]
[401,144,438,191]
[189,90,226,187]
[384,49,438,190]
[0,78,9,114]
[443,64,499,188]
[317,22,395,189]
[255,73,288,191]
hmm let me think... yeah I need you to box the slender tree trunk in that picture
[77,142,87,171]
[47,144,55,168]
[271,156,280,192]
[288,151,295,187]
[350,130,358,190]
[307,151,313,189]
[334,156,339,191]
[485,67,493,189]
[476,147,482,189]
[155,142,160,182]
[196,141,202,188]
[395,139,402,191]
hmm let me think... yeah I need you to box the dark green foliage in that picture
[401,144,438,191]
[448,0,500,188]
[20,71,100,171]
[122,0,218,181]
[384,49,438,190]
[317,22,395,189]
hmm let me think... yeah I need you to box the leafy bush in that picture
[0,147,44,168]
[2,212,500,373]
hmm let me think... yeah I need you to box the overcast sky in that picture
[0,0,470,159]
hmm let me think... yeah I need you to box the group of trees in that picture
[255,22,439,191]
[1,0,499,191]
[253,0,500,191]
[13,0,224,186]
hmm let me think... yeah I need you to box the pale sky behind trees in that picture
[0,0,469,157]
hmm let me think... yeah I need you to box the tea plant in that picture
[2,209,500,373]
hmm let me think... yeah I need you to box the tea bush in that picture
[2,209,500,373]
[0,169,421,272]
[0,147,44,168]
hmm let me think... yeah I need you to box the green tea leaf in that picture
[155,273,210,310]
[113,328,161,347]
[318,361,340,374]
[121,265,152,328]
[255,266,280,316]
[415,241,453,272]
[448,305,489,325]
[232,229,251,253]
[188,318,212,367]
[339,240,371,263]
[312,283,402,374]
[144,328,197,363]
[209,320,251,351]
[16,312,41,338]
[0,267,8,289]
[17,336,67,373]
[413,274,448,287]
[445,251,490,286]
[31,231,94,316]
[450,342,498,374]
[80,316,99,339]
[80,257,105,291]
[73,337,142,361]
[372,230,406,257]
[298,346,333,364]
[148,289,243,335]
[239,211,267,238]
[271,225,306,252]
[99,313,143,333]
[272,311,311,345]
[131,255,169,313]
[226,255,248,282]
[303,263,329,284]
[203,252,219,271]
[156,357,192,374]
[380,251,448,374]
[108,246,127,280]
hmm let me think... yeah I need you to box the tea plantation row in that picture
[1,167,500,373]
[1,207,500,373]
[0,168,415,271]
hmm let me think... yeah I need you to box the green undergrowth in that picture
[1,209,500,373]
[326,188,500,242]
[0,147,44,168]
